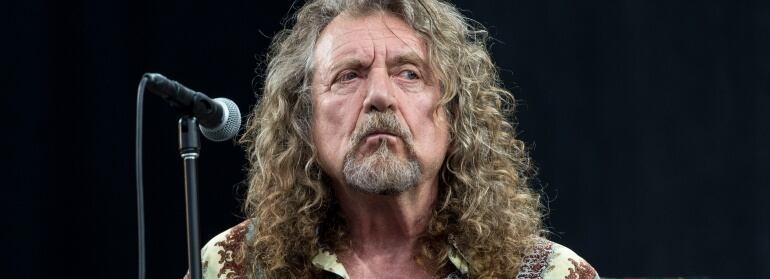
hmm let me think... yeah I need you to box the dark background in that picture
[4,0,768,278]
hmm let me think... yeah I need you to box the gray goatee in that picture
[342,111,421,195]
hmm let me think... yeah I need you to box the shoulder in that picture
[199,220,255,279]
[516,238,599,279]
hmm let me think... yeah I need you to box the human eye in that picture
[336,71,359,83]
[398,69,420,80]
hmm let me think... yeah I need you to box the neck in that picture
[333,178,438,256]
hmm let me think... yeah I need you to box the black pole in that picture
[179,116,202,279]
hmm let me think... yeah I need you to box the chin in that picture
[342,144,421,195]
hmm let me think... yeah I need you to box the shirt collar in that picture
[310,244,469,278]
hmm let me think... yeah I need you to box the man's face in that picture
[310,12,449,194]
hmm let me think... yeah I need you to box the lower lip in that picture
[363,133,399,144]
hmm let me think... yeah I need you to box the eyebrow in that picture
[329,57,366,75]
[388,52,426,69]
[325,52,434,83]
[329,52,427,70]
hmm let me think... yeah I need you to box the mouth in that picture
[364,130,398,138]
[357,129,402,151]
[363,131,399,144]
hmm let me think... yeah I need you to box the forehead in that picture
[312,12,427,71]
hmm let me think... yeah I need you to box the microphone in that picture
[143,73,241,142]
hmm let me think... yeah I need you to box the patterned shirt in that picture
[185,220,599,279]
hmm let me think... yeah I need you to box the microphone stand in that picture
[179,115,202,279]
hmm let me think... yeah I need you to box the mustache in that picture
[350,111,414,148]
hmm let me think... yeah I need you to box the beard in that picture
[342,112,421,195]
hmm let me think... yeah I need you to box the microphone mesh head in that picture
[200,98,241,142]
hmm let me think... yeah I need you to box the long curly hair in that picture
[239,0,543,278]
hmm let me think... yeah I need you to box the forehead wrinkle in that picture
[371,14,436,85]
[329,58,367,75]
[324,45,373,84]
[314,13,431,86]
[358,12,425,66]
[329,38,370,61]
[315,38,365,85]
[377,13,426,59]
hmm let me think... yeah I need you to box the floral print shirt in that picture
[184,220,599,279]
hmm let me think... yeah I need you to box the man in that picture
[190,0,599,278]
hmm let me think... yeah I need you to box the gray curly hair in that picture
[239,0,543,277]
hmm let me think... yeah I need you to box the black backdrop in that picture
[4,0,769,278]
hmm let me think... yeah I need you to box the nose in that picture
[362,68,396,113]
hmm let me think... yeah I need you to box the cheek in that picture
[407,94,450,162]
[425,109,450,154]
[427,109,450,174]
[312,94,363,168]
